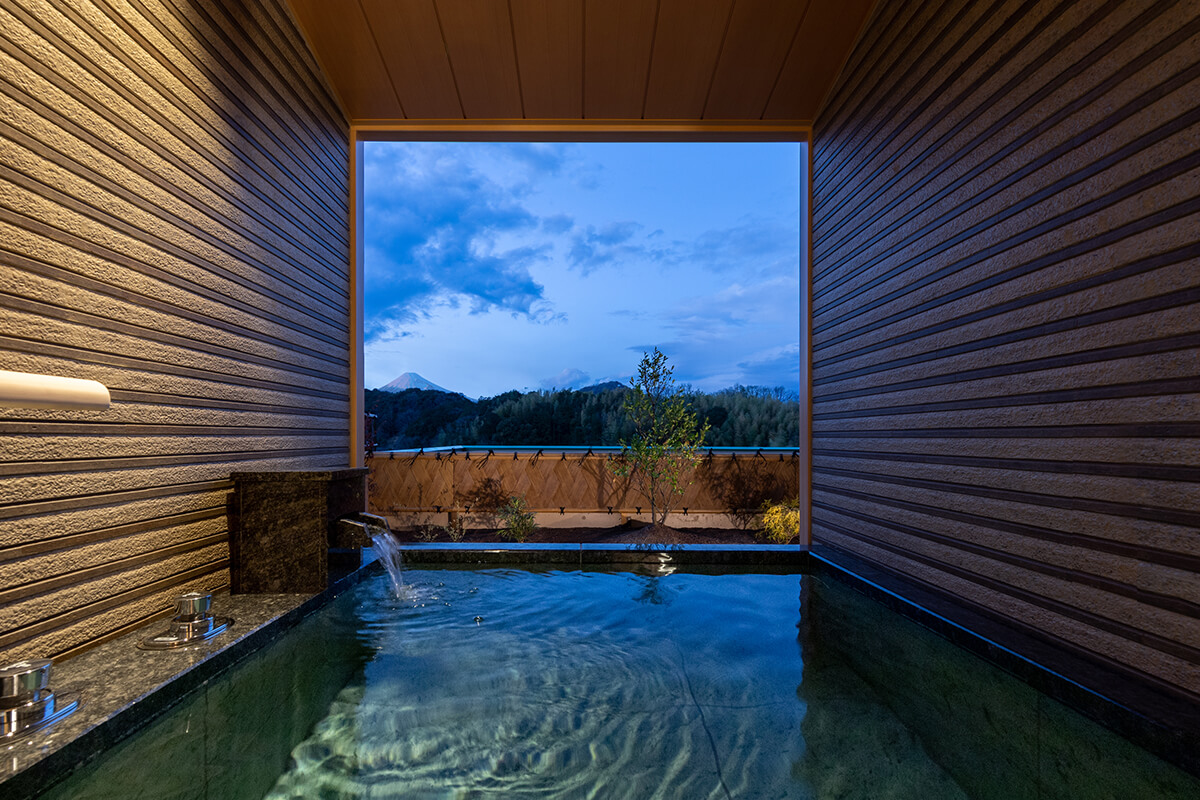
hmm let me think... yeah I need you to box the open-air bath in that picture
[27,559,1200,800]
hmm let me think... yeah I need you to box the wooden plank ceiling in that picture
[285,0,875,126]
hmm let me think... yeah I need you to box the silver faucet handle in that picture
[174,592,213,621]
[0,658,52,703]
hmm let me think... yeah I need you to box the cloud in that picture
[562,215,798,278]
[736,343,802,387]
[611,276,799,391]
[567,221,650,273]
[540,367,591,390]
[542,214,574,234]
[629,337,799,393]
[686,220,797,271]
[499,142,569,176]
[661,276,800,341]
[363,142,568,341]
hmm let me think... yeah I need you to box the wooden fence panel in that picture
[368,450,800,526]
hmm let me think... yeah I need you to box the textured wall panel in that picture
[0,0,349,660]
[811,0,1200,704]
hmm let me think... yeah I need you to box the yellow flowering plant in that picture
[759,498,800,544]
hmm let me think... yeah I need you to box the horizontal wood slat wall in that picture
[0,0,349,661]
[811,0,1200,702]
[369,450,800,526]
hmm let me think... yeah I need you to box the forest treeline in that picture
[366,384,799,450]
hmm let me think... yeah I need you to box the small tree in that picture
[498,496,537,542]
[610,348,710,527]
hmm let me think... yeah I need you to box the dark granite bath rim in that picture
[1,561,379,800]
[397,541,810,567]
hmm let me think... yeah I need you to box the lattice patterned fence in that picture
[368,447,800,529]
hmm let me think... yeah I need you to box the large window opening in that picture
[361,141,802,451]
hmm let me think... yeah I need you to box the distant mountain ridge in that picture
[365,383,799,450]
[379,372,453,394]
[578,380,626,394]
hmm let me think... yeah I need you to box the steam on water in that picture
[371,532,405,597]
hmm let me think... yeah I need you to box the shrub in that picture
[443,514,466,542]
[411,512,465,542]
[759,498,800,544]
[498,496,537,542]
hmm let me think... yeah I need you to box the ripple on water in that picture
[263,569,962,800]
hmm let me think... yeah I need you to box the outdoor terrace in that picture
[368,445,801,537]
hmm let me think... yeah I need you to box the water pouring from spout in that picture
[337,513,405,598]
[372,530,405,598]
[353,514,404,597]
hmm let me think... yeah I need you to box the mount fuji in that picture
[378,372,454,394]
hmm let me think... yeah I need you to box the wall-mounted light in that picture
[0,370,110,410]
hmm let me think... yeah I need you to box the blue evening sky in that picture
[363,141,801,399]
